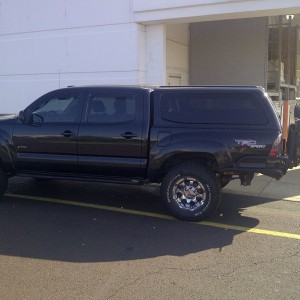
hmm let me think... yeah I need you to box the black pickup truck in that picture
[0,86,299,221]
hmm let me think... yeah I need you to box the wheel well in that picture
[156,153,218,182]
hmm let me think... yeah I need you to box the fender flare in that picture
[148,140,232,179]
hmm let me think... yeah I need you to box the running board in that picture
[17,172,145,185]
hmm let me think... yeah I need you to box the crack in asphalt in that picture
[257,177,274,197]
[161,245,300,280]
[106,271,160,300]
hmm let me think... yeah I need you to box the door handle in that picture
[121,132,138,139]
[60,130,75,138]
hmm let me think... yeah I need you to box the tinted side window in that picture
[160,92,268,125]
[32,94,82,123]
[87,94,135,123]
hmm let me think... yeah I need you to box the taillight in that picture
[269,134,283,158]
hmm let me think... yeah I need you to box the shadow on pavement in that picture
[0,177,263,263]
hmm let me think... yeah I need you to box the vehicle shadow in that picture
[0,177,263,263]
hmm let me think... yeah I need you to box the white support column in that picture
[145,24,166,85]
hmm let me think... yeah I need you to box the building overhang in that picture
[133,0,300,24]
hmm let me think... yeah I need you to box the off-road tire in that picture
[161,162,221,221]
[0,166,8,198]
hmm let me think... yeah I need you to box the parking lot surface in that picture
[0,177,299,299]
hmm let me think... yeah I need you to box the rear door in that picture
[77,90,146,177]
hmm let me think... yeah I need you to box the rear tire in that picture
[161,163,221,221]
[0,166,8,198]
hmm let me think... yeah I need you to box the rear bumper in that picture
[261,156,289,180]
[224,156,290,180]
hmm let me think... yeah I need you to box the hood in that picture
[0,114,17,121]
[0,114,17,145]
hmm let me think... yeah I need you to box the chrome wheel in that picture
[172,177,206,211]
[162,162,221,221]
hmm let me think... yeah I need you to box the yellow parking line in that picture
[5,193,174,220]
[283,196,300,202]
[199,221,300,240]
[5,193,300,240]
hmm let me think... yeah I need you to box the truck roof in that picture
[64,85,265,93]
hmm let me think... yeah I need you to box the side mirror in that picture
[18,110,25,122]
[18,110,31,124]
[19,110,43,125]
[32,114,43,124]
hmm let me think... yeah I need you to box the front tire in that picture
[0,166,8,198]
[161,163,221,221]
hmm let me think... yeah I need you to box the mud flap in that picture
[286,106,300,167]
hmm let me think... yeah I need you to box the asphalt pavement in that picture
[0,169,299,299]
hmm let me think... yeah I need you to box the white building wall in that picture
[133,0,300,23]
[1,0,300,112]
[0,0,145,113]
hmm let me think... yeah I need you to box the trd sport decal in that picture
[234,139,266,149]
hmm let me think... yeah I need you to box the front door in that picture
[13,90,84,173]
